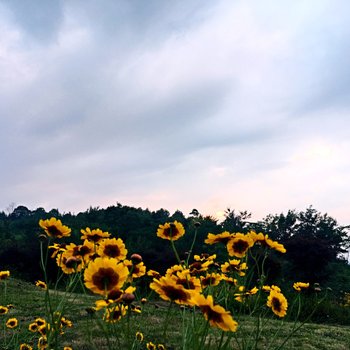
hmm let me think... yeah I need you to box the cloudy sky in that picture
[1,0,350,223]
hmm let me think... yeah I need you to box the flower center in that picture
[232,239,249,254]
[92,268,119,291]
[162,286,189,301]
[200,305,223,323]
[104,244,121,258]
[47,225,62,237]
[272,297,282,312]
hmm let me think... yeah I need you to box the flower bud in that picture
[122,293,135,304]
[130,254,143,264]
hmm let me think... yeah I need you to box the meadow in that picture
[2,277,350,350]
[1,217,350,350]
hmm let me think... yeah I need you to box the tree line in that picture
[0,203,350,295]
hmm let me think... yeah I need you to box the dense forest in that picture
[1,203,350,296]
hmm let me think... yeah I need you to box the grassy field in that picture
[1,277,350,350]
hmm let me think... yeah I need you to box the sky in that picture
[1,0,350,224]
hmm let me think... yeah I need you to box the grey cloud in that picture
[2,0,64,43]
[67,0,215,48]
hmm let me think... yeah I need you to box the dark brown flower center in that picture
[272,297,282,312]
[104,244,121,258]
[176,278,196,290]
[47,225,62,237]
[162,286,189,301]
[200,305,223,323]
[110,308,122,320]
[202,277,215,287]
[88,234,103,242]
[65,257,82,268]
[232,239,249,254]
[79,245,92,256]
[92,268,119,291]
[108,289,123,300]
[190,262,202,271]
[163,225,179,238]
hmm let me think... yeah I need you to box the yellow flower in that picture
[131,304,142,314]
[20,344,33,350]
[205,231,233,245]
[192,294,238,332]
[60,317,73,328]
[267,289,288,317]
[35,317,46,327]
[165,264,186,277]
[35,280,47,290]
[174,272,201,292]
[194,253,216,261]
[234,286,259,302]
[158,345,166,350]
[37,336,48,350]
[0,306,9,315]
[189,260,213,275]
[135,331,144,342]
[264,236,286,253]
[80,227,110,242]
[0,270,10,280]
[103,305,127,323]
[28,322,39,332]
[150,276,194,306]
[262,285,281,293]
[48,243,66,258]
[78,240,96,264]
[221,259,248,276]
[247,231,266,244]
[64,347,73,350]
[38,323,49,336]
[147,342,157,350]
[124,260,146,279]
[95,299,113,310]
[156,221,185,241]
[221,275,237,286]
[147,269,161,279]
[6,317,18,328]
[248,231,286,253]
[56,251,83,274]
[200,272,222,288]
[39,217,71,238]
[98,238,128,261]
[84,257,129,296]
[293,282,310,292]
[227,233,254,258]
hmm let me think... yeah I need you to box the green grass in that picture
[1,277,350,349]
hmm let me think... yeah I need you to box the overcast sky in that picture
[1,0,350,223]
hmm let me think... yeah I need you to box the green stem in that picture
[217,331,225,350]
[186,226,199,266]
[127,305,131,349]
[198,320,210,350]
[170,239,182,265]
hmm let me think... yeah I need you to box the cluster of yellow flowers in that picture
[153,221,291,325]
[33,217,311,349]
[39,218,147,326]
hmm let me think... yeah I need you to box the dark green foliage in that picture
[260,206,350,285]
[0,203,349,302]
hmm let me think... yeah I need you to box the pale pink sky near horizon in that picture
[2,0,350,226]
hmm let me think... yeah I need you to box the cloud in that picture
[2,0,64,43]
[1,0,350,224]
